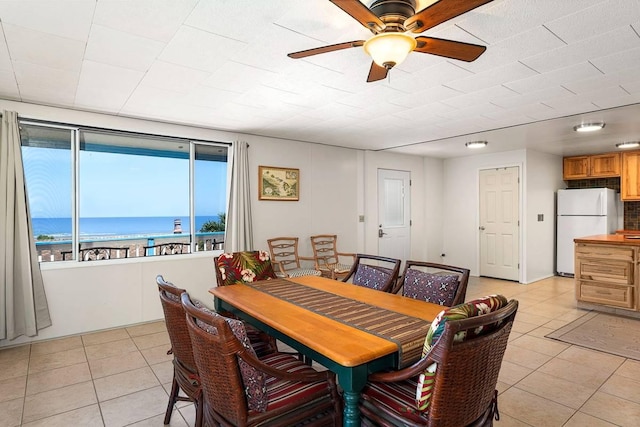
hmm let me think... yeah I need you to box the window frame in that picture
[20,119,230,264]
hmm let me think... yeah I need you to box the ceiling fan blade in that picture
[288,40,365,59]
[367,62,388,82]
[413,36,486,62]
[405,0,493,33]
[330,0,386,33]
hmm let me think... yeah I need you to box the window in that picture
[20,122,228,262]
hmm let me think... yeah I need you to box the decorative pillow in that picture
[353,264,392,290]
[216,251,276,286]
[415,295,509,412]
[192,300,268,412]
[403,270,459,306]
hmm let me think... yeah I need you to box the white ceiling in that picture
[1,0,639,159]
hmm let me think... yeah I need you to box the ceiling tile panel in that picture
[544,0,640,44]
[85,25,166,72]
[4,24,84,72]
[0,69,20,100]
[94,0,198,43]
[159,26,247,73]
[141,61,212,94]
[74,60,144,112]
[390,85,463,108]
[0,0,94,42]
[0,25,13,73]
[459,0,606,45]
[521,26,640,73]
[446,62,538,93]
[12,61,79,94]
[504,62,602,94]
[187,0,296,43]
[590,46,640,75]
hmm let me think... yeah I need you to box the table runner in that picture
[249,279,433,368]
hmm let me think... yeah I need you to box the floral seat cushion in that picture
[403,269,459,306]
[216,251,276,286]
[415,294,509,412]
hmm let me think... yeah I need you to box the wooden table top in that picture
[210,275,444,367]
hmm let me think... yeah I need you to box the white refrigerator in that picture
[556,188,618,276]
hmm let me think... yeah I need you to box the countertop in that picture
[575,234,640,245]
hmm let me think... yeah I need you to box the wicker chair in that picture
[181,292,343,426]
[267,237,322,278]
[310,234,356,280]
[359,297,518,427]
[156,275,203,427]
[393,261,470,306]
[341,254,401,293]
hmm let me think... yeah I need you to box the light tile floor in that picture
[1,276,640,426]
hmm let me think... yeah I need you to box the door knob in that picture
[378,228,387,238]
[479,226,485,231]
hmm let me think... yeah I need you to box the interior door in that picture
[479,167,520,281]
[378,169,410,264]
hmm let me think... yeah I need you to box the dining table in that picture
[210,275,444,427]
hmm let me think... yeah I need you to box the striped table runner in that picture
[249,279,433,368]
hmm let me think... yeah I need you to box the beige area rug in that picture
[546,312,640,361]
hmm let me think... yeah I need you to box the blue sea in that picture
[32,216,223,240]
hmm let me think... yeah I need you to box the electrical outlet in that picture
[358,215,365,222]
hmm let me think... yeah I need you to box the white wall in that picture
[525,150,565,282]
[443,150,525,280]
[423,156,444,262]
[442,148,563,283]
[0,100,363,347]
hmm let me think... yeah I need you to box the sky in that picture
[22,145,227,218]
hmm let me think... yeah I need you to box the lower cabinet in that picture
[575,243,637,310]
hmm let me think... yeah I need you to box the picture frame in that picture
[258,166,300,201]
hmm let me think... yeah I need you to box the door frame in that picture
[476,163,524,283]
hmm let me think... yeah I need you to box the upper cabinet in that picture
[563,156,589,179]
[621,151,640,201]
[563,152,620,180]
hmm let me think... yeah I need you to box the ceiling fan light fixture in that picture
[616,141,640,149]
[573,122,605,132]
[363,32,417,69]
[465,140,488,149]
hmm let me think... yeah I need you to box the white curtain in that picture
[0,111,51,341]
[224,140,253,252]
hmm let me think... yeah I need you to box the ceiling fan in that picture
[288,0,493,82]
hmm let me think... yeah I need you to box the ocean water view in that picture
[33,216,222,240]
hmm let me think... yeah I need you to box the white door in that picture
[479,167,520,281]
[378,169,410,263]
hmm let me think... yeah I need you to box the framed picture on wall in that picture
[258,166,299,201]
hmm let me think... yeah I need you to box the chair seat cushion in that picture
[322,263,352,273]
[416,295,509,412]
[403,269,459,306]
[256,353,332,413]
[284,268,322,278]
[361,376,427,425]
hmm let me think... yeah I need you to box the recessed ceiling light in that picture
[573,122,605,132]
[616,141,640,149]
[465,141,488,149]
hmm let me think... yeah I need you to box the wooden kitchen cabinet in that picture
[563,156,589,179]
[621,151,640,200]
[590,152,620,177]
[563,153,620,180]
[575,243,636,310]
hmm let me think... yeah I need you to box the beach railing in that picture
[36,232,225,262]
